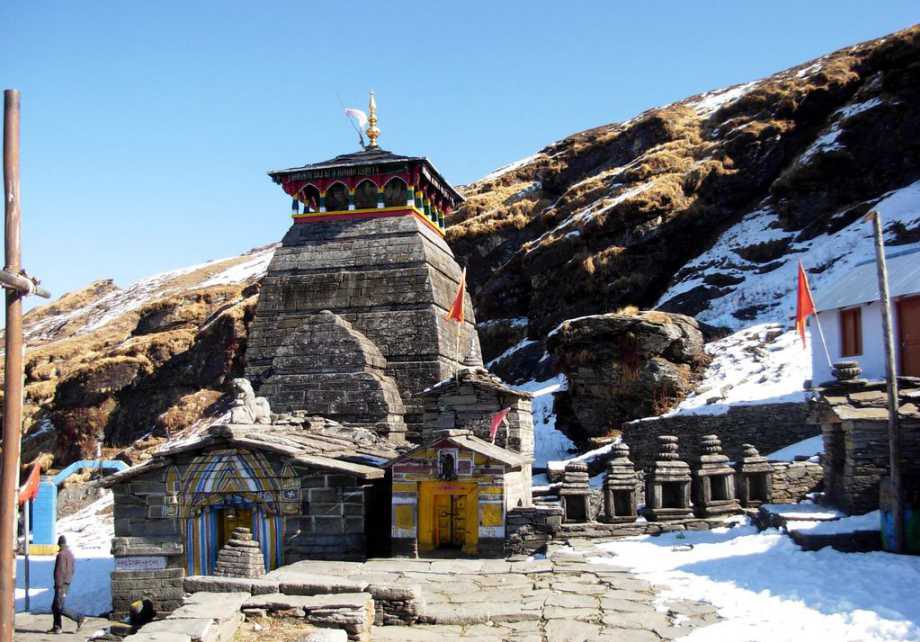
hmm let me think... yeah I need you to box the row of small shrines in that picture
[559,435,772,524]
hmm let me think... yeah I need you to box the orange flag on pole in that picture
[18,464,40,505]
[489,407,511,444]
[795,261,817,348]
[445,267,466,323]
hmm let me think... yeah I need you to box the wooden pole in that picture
[23,499,29,612]
[1,88,24,642]
[868,209,904,553]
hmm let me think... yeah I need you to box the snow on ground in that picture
[486,337,538,368]
[657,180,920,331]
[665,324,812,416]
[547,441,619,478]
[16,491,115,616]
[760,502,845,521]
[593,521,920,641]
[787,511,881,535]
[514,375,576,468]
[766,435,824,461]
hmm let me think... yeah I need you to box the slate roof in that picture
[812,377,920,424]
[103,417,401,486]
[388,429,528,469]
[267,147,464,204]
[814,245,920,312]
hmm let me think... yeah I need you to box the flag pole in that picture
[811,314,834,370]
[867,209,903,553]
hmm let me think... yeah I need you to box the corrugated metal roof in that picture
[814,245,920,312]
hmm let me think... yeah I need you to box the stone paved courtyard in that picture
[257,543,719,642]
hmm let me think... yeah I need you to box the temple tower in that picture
[246,94,481,441]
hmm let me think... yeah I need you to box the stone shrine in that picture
[213,527,266,578]
[603,443,640,523]
[560,462,592,522]
[691,434,740,517]
[644,435,693,521]
[734,443,773,508]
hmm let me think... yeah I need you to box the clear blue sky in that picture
[2,2,917,306]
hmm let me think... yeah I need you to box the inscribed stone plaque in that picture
[115,556,167,571]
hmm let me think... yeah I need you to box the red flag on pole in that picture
[490,407,511,444]
[445,267,466,324]
[796,261,817,348]
[17,464,40,505]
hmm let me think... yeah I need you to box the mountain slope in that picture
[450,25,920,342]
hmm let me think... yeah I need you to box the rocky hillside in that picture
[3,247,274,467]
[4,26,920,470]
[454,25,920,347]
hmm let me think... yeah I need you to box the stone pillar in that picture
[644,435,693,521]
[603,443,639,523]
[560,462,592,522]
[735,443,773,508]
[691,435,741,517]
[213,528,266,578]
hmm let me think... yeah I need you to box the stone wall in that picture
[814,379,920,515]
[420,370,534,461]
[622,403,815,473]
[769,461,824,504]
[245,215,482,440]
[110,537,185,618]
[505,506,563,556]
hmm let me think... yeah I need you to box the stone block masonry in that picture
[245,215,482,441]
[769,461,823,504]
[622,402,816,473]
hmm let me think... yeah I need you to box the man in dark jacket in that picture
[49,535,85,634]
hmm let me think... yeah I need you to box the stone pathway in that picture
[258,545,718,642]
[13,613,109,642]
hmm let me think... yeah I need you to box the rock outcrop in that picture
[547,310,708,439]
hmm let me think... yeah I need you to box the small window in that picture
[840,307,862,357]
[383,178,408,207]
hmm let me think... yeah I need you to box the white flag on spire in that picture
[344,108,368,130]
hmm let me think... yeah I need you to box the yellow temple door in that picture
[419,481,478,555]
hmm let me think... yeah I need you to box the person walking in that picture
[49,535,85,634]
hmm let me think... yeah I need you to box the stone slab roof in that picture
[812,377,920,423]
[388,429,527,469]
[103,417,402,486]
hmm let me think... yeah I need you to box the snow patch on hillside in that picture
[514,375,575,468]
[668,324,812,416]
[479,152,545,183]
[657,179,920,331]
[690,82,758,117]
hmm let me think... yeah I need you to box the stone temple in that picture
[244,100,481,443]
[105,95,535,618]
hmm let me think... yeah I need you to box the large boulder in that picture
[546,310,708,439]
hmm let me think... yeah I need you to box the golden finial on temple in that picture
[366,90,380,149]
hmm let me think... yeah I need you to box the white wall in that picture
[812,301,904,384]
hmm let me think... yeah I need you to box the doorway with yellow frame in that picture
[218,506,252,547]
[417,480,478,555]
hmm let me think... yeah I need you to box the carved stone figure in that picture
[228,378,272,425]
